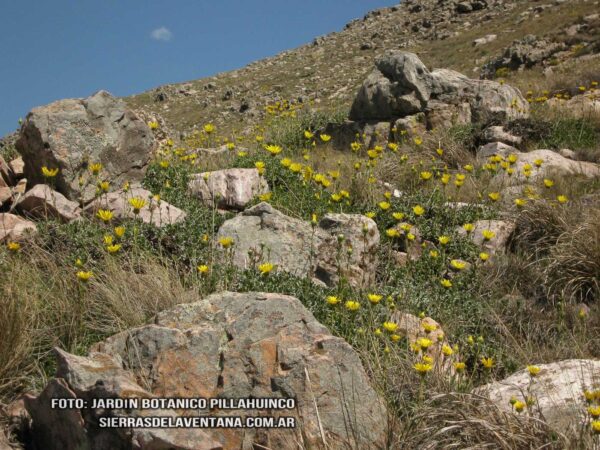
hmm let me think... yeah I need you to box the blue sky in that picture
[0,0,398,137]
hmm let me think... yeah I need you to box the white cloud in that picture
[151,27,173,42]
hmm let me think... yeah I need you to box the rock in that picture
[16,184,82,222]
[350,51,528,124]
[456,2,473,13]
[16,90,156,203]
[425,100,471,130]
[188,168,269,210]
[482,126,522,146]
[481,35,565,78]
[0,213,37,242]
[558,148,577,160]
[27,292,388,450]
[473,34,497,46]
[325,120,390,150]
[479,359,600,431]
[84,186,186,228]
[0,156,14,187]
[0,187,12,207]
[0,430,11,450]
[547,90,600,115]
[477,141,519,159]
[8,157,24,178]
[457,219,516,254]
[392,114,427,139]
[216,203,379,288]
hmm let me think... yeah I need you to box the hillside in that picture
[1,1,600,449]
[126,0,600,139]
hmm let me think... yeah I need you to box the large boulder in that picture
[350,51,529,127]
[0,213,37,242]
[15,184,81,222]
[84,186,186,228]
[16,90,155,203]
[478,359,600,431]
[457,219,516,255]
[216,203,379,288]
[25,292,388,450]
[188,168,269,210]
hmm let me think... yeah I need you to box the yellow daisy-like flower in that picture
[416,337,433,350]
[264,144,282,156]
[463,223,474,233]
[258,262,274,275]
[488,192,501,202]
[96,209,114,223]
[41,166,59,178]
[76,271,93,282]
[326,296,340,305]
[319,134,331,142]
[557,195,568,204]
[89,162,103,175]
[392,212,405,221]
[482,230,496,241]
[543,178,554,188]
[420,171,433,181]
[429,250,439,259]
[442,344,453,356]
[591,420,600,434]
[255,161,266,175]
[378,201,391,211]
[280,158,292,168]
[481,357,494,369]
[413,137,423,146]
[197,264,210,274]
[464,164,474,172]
[345,300,360,311]
[438,235,450,245]
[450,259,467,270]
[513,400,526,413]
[289,163,302,173]
[203,123,215,134]
[382,321,398,333]
[515,198,527,207]
[258,192,272,202]
[440,279,452,288]
[534,158,544,168]
[527,365,541,377]
[479,252,490,262]
[386,228,400,238]
[413,205,425,216]
[6,241,21,252]
[218,236,235,249]
[128,197,147,214]
[365,212,376,219]
[368,294,383,304]
[106,244,122,254]
[454,361,466,372]
[304,130,314,139]
[413,362,432,375]
[587,406,600,419]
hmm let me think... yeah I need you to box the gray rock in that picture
[0,213,37,242]
[188,168,269,210]
[482,126,522,146]
[16,184,82,222]
[84,186,186,228]
[216,203,379,288]
[350,51,528,124]
[457,219,516,254]
[26,292,388,450]
[16,90,156,203]
[478,359,600,432]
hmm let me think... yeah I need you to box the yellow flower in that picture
[440,173,451,185]
[96,209,113,223]
[388,142,399,152]
[289,163,302,173]
[148,121,159,130]
[304,130,314,139]
[218,236,234,249]
[587,406,600,419]
[106,244,122,254]
[422,322,437,333]
[6,241,21,252]
[591,420,600,434]
[255,135,264,143]
[76,271,93,282]
[463,223,474,233]
[413,363,432,375]
[368,294,382,304]
[429,250,439,259]
[450,259,467,270]
[543,179,554,188]
[258,262,274,275]
[258,192,272,202]
[365,212,376,219]
[197,264,210,274]
[319,134,331,142]
[442,344,453,356]
[383,321,398,333]
[481,357,494,369]
[513,401,526,413]
[113,226,125,238]
[255,161,266,175]
[515,198,527,207]
[407,233,416,241]
[237,151,248,157]
[392,212,405,221]
[97,180,110,192]
[203,123,215,134]
[479,252,490,261]
[280,158,292,168]
[488,192,501,202]
[378,201,391,211]
[464,164,474,172]
[226,142,235,150]
[454,362,466,372]
[440,279,452,288]
[350,142,362,152]
[159,160,170,169]
[557,195,568,204]
[326,296,340,305]
[89,162,103,175]
[534,158,544,167]
[417,337,433,350]
[436,148,444,157]
[527,365,541,377]
[420,171,433,181]
[41,166,59,178]
[413,205,425,216]
[438,235,450,245]
[75,258,83,267]
[128,197,147,214]
[482,230,496,241]
[413,137,423,146]
[103,235,114,245]
[422,355,434,364]
[264,144,282,156]
[345,300,360,311]
[386,228,400,238]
